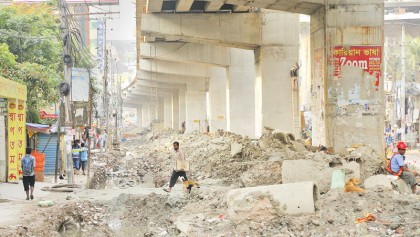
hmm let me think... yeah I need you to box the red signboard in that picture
[332,46,382,90]
[39,111,58,119]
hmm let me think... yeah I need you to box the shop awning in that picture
[26,123,51,135]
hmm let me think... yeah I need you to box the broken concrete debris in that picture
[3,129,420,236]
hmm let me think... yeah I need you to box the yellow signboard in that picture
[7,99,18,181]
[17,100,26,177]
[0,76,27,101]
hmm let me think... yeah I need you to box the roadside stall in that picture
[0,76,27,182]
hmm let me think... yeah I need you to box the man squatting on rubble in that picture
[389,142,418,194]
[164,142,187,192]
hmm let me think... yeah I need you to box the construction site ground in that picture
[0,130,419,237]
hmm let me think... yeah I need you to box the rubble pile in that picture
[4,201,112,237]
[4,129,420,236]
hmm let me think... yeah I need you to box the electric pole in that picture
[103,18,109,152]
[401,24,406,142]
[57,0,73,184]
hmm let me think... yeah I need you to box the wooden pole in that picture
[54,99,61,184]
[87,71,93,182]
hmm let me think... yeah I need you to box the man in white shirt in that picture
[164,142,188,193]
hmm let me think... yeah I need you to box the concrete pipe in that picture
[287,133,296,142]
[226,182,318,223]
[272,130,290,144]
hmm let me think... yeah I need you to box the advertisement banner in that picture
[16,100,26,178]
[71,68,90,102]
[97,20,104,70]
[332,46,382,89]
[7,100,18,181]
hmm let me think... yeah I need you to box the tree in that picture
[0,4,62,123]
[0,43,16,73]
[0,4,61,68]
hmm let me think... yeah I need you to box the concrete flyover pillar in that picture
[142,104,151,127]
[255,11,300,137]
[136,106,142,127]
[158,97,164,124]
[164,96,173,129]
[208,67,227,132]
[179,88,187,131]
[310,0,384,154]
[228,48,256,138]
[186,80,207,133]
[141,11,300,139]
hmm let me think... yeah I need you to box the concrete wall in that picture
[311,0,385,154]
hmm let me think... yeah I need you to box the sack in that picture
[176,160,190,172]
[22,155,34,176]
[386,155,402,176]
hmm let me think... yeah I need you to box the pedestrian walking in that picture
[80,143,88,175]
[164,142,188,192]
[21,147,36,200]
[72,140,81,171]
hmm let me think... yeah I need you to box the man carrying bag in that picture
[164,141,189,193]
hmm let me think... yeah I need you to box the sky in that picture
[91,0,136,41]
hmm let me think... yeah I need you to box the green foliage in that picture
[0,4,62,123]
[406,35,420,72]
[0,43,16,73]
[386,35,420,83]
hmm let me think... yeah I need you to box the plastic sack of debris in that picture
[330,169,345,190]
[38,200,54,207]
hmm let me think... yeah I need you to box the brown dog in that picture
[182,180,200,193]
[344,178,365,193]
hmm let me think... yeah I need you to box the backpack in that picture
[22,155,34,176]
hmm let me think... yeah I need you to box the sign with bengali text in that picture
[7,100,18,181]
[332,46,382,90]
[17,100,26,178]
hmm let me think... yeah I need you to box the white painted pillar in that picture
[256,11,300,137]
[209,67,227,132]
[228,48,256,138]
[164,96,173,128]
[186,80,207,133]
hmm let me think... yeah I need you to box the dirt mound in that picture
[4,201,111,237]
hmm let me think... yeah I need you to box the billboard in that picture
[71,68,90,102]
[97,20,105,70]
[13,0,119,5]
[332,46,382,90]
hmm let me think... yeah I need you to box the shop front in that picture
[0,76,27,182]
